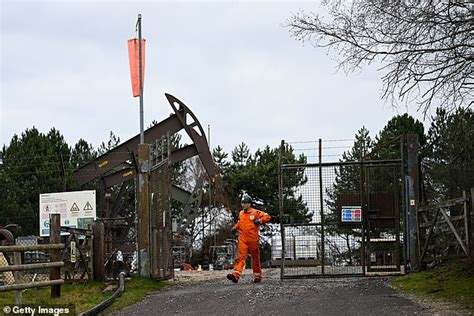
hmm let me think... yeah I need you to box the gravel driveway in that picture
[113,269,465,316]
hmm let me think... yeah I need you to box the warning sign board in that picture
[83,202,93,211]
[341,206,362,222]
[70,203,80,212]
[39,190,96,236]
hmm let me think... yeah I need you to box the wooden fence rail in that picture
[418,189,473,266]
[0,214,64,304]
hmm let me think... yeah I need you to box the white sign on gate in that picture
[39,190,96,236]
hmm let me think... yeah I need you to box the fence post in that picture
[406,134,420,271]
[13,251,21,305]
[470,188,474,260]
[49,214,61,298]
[137,144,151,277]
[92,221,105,281]
[318,138,325,275]
[279,140,285,280]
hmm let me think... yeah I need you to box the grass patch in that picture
[0,276,167,314]
[392,259,474,311]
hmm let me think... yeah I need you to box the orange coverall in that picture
[232,207,271,280]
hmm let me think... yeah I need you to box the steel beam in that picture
[102,167,135,189]
[100,144,199,189]
[74,93,216,186]
[171,185,192,205]
[165,93,217,178]
[170,144,199,164]
[109,183,129,219]
[74,114,182,186]
[177,177,204,235]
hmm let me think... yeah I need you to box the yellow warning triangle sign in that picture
[70,203,80,212]
[84,202,93,211]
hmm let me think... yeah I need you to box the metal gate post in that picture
[360,162,367,275]
[394,166,401,272]
[279,140,285,280]
[470,188,474,260]
[401,135,408,273]
[137,144,151,277]
[318,139,325,275]
[166,132,174,280]
[406,134,420,272]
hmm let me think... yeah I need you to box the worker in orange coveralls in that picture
[227,194,271,283]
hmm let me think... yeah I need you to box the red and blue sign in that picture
[341,206,362,222]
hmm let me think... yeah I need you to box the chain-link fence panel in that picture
[150,161,173,280]
[280,159,403,278]
[100,217,137,279]
[0,236,55,286]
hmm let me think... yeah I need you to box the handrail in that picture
[0,244,64,252]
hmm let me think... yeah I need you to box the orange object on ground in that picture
[127,38,146,97]
[182,263,194,271]
[231,207,271,281]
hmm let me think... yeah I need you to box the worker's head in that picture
[241,194,252,210]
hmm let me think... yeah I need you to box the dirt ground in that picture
[113,269,469,316]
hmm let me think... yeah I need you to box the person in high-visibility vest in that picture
[227,194,271,283]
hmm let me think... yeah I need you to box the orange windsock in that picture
[127,38,146,97]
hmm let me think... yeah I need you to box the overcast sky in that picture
[1,1,428,161]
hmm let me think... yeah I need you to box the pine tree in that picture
[325,127,373,265]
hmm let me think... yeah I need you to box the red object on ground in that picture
[182,263,194,271]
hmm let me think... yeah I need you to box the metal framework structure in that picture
[73,93,216,279]
[278,140,405,279]
[74,93,216,187]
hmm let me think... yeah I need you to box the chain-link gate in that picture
[149,160,174,280]
[101,217,137,279]
[279,157,403,278]
[365,164,402,273]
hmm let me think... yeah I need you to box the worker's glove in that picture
[254,219,261,225]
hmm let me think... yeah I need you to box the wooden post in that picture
[406,134,420,271]
[92,222,105,281]
[470,188,474,260]
[13,251,22,305]
[49,214,61,297]
[463,190,470,260]
[137,144,151,277]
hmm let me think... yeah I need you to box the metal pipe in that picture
[79,271,126,316]
[318,139,325,275]
[0,229,14,245]
[279,140,285,280]
[138,14,144,144]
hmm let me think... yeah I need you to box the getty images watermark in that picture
[2,304,75,316]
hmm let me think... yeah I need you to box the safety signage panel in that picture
[39,190,96,236]
[341,206,362,222]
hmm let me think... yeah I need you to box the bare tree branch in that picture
[287,1,473,115]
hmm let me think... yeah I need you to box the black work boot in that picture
[253,278,262,283]
[227,273,238,283]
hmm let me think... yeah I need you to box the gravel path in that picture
[113,269,466,316]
